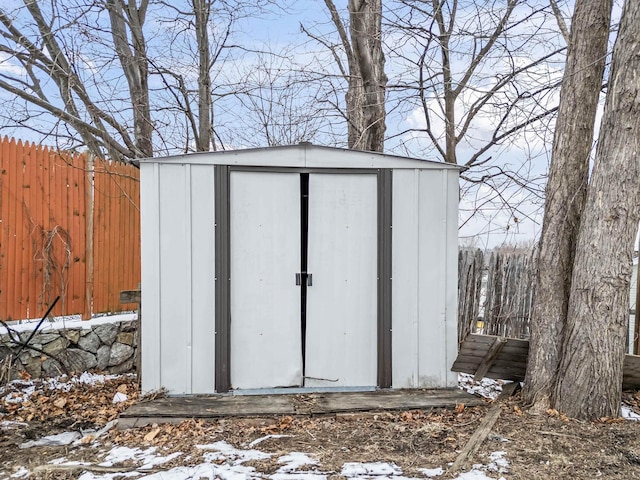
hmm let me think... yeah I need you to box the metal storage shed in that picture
[140,144,460,395]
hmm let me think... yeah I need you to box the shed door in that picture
[304,174,378,387]
[229,171,303,389]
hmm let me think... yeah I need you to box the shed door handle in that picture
[295,273,312,286]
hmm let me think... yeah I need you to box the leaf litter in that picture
[2,373,640,479]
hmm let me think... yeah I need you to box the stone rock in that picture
[25,344,43,357]
[43,337,69,356]
[31,333,60,344]
[78,331,101,353]
[97,345,111,370]
[60,348,98,373]
[61,329,81,344]
[93,324,119,345]
[121,321,138,332]
[108,342,134,366]
[116,332,135,346]
[108,357,135,375]
[22,356,42,378]
[0,345,12,361]
[42,358,65,377]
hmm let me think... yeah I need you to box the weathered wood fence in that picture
[0,137,140,320]
[458,248,537,343]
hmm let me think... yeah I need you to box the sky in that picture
[0,0,626,249]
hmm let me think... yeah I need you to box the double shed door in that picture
[230,170,377,390]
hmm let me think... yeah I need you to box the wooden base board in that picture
[119,388,484,429]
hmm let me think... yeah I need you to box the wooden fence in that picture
[458,248,537,343]
[0,137,140,320]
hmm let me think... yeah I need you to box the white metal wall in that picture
[141,160,458,394]
[391,168,459,388]
[141,163,216,394]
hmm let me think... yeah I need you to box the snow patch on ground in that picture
[341,462,402,477]
[458,374,506,400]
[20,431,81,448]
[197,440,272,464]
[248,434,293,447]
[621,405,640,421]
[277,452,319,472]
[0,372,134,405]
[418,467,444,477]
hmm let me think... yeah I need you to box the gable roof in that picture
[138,143,461,170]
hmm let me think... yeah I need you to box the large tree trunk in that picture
[554,0,640,419]
[347,0,387,152]
[194,0,212,152]
[523,0,613,411]
[323,0,387,152]
[108,0,153,158]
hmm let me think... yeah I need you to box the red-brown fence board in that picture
[0,137,140,320]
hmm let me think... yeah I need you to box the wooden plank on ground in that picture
[119,389,485,427]
[455,334,640,391]
[307,389,483,414]
[449,382,519,473]
[474,337,507,381]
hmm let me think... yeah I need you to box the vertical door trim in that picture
[378,169,393,388]
[215,165,392,391]
[214,165,231,392]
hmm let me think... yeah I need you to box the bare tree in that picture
[0,1,152,161]
[553,0,640,419]
[303,0,387,152]
[524,0,614,412]
[381,1,568,239]
[0,0,277,160]
[107,0,153,157]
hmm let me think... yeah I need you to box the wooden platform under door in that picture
[119,388,484,428]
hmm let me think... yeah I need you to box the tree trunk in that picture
[194,0,212,152]
[347,0,387,152]
[523,0,613,411]
[107,0,153,158]
[554,0,640,419]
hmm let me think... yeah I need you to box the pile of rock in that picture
[0,320,138,380]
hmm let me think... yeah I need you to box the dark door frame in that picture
[214,166,392,392]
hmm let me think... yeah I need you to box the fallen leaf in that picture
[144,428,161,442]
[54,398,67,408]
[454,404,465,414]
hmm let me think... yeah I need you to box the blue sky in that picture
[0,0,625,248]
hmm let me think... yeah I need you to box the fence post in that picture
[83,153,95,320]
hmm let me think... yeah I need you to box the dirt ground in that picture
[2,375,640,479]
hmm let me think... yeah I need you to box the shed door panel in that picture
[305,174,378,387]
[230,171,302,389]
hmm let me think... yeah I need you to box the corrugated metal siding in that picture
[391,169,458,389]
[141,162,216,394]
